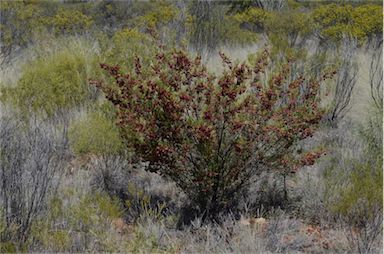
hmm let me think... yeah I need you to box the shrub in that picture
[92,46,329,221]
[324,110,383,253]
[312,3,383,44]
[0,1,44,66]
[69,111,124,156]
[265,10,313,58]
[235,7,313,61]
[0,109,69,249]
[90,1,178,36]
[233,7,272,33]
[44,7,93,36]
[326,157,382,253]
[104,28,157,73]
[1,49,96,117]
[133,2,177,30]
[220,16,259,47]
[31,191,124,252]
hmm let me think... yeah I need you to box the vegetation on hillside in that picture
[0,1,382,253]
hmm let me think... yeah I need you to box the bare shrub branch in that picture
[325,38,359,126]
[369,38,383,109]
[0,108,69,245]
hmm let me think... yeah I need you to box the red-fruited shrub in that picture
[90,47,328,220]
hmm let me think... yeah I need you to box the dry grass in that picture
[348,50,377,124]
[38,147,380,253]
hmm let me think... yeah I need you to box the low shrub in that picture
[1,48,97,117]
[324,111,383,254]
[92,45,330,221]
[0,109,69,250]
[104,28,157,74]
[69,111,124,156]
[312,3,382,44]
[31,191,124,252]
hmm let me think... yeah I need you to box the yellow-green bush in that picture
[104,28,156,73]
[133,3,177,30]
[32,227,71,253]
[266,10,313,43]
[67,192,124,252]
[90,1,178,34]
[221,16,259,46]
[233,3,382,49]
[69,111,124,156]
[0,210,16,253]
[1,48,97,117]
[44,7,93,36]
[30,185,178,252]
[0,1,45,65]
[0,242,17,253]
[323,111,383,252]
[130,2,182,46]
[69,192,123,229]
[312,3,383,44]
[234,7,312,60]
[31,191,124,252]
[326,158,382,216]
[233,7,272,32]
